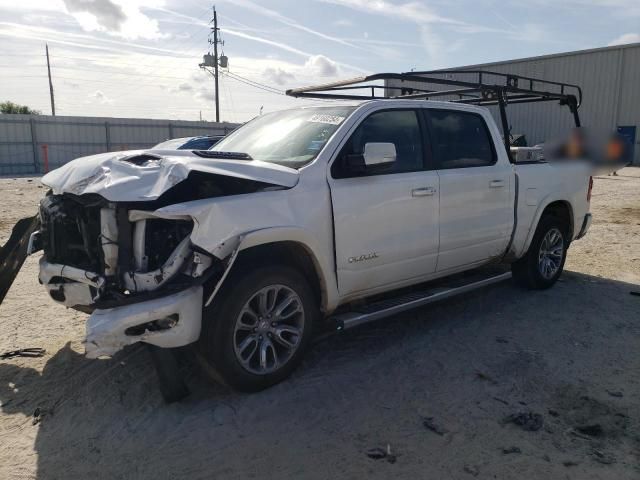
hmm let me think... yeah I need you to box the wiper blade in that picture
[192,150,253,161]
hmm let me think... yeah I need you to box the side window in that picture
[427,110,496,169]
[332,110,424,178]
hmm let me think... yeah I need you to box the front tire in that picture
[197,264,317,392]
[512,215,569,289]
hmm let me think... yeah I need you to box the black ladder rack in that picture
[286,70,583,156]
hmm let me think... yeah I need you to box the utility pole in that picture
[199,5,227,123]
[45,44,55,116]
[212,7,220,123]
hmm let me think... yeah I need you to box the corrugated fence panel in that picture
[0,115,240,175]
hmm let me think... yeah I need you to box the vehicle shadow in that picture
[1,270,639,479]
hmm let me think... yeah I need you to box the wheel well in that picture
[541,201,573,238]
[233,241,325,310]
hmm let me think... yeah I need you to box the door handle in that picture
[411,187,436,197]
[489,180,505,188]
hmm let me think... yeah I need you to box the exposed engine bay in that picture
[32,191,217,358]
[11,152,300,359]
[36,192,211,311]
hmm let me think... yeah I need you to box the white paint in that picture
[100,207,118,276]
[122,236,192,293]
[41,149,299,201]
[39,99,592,357]
[85,286,203,359]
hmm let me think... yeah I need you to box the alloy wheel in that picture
[232,284,305,375]
[538,228,564,279]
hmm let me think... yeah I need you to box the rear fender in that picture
[520,196,574,257]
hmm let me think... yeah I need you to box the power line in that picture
[223,71,284,95]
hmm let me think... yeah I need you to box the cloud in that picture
[62,0,165,40]
[316,0,508,34]
[0,21,186,56]
[195,88,215,102]
[89,90,113,103]
[608,32,640,45]
[157,8,369,73]
[168,82,193,93]
[263,67,295,85]
[419,25,446,68]
[63,0,125,30]
[333,18,353,27]
[304,54,339,76]
[317,0,464,26]
[225,0,361,50]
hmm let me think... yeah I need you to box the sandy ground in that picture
[0,168,638,479]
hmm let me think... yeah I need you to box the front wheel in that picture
[512,215,569,289]
[197,264,317,392]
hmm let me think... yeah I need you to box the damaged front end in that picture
[34,192,221,358]
[19,150,299,359]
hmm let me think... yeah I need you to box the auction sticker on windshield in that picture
[308,114,345,125]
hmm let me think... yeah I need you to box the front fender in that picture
[239,226,337,310]
[139,190,340,312]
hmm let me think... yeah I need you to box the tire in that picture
[512,215,569,289]
[197,264,317,392]
[148,345,190,403]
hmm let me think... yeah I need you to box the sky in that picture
[0,0,638,123]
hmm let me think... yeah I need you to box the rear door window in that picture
[426,110,496,169]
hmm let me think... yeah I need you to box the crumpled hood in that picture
[41,149,300,201]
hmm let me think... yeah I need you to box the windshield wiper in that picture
[192,151,253,161]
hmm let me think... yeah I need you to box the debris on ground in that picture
[366,447,386,460]
[365,444,396,464]
[32,407,42,426]
[568,429,593,441]
[502,412,544,431]
[463,464,479,476]
[1,347,46,360]
[590,449,616,465]
[575,424,604,437]
[475,370,497,384]
[422,417,449,436]
[502,446,521,454]
[606,390,623,398]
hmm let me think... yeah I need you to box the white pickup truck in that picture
[13,72,593,399]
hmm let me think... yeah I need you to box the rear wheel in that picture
[197,264,317,392]
[512,215,569,289]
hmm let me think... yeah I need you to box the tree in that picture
[0,101,41,115]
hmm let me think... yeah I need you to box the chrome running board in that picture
[332,271,512,331]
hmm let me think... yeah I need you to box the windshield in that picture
[210,106,356,169]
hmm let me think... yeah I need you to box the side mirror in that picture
[363,142,396,167]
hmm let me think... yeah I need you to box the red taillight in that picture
[587,176,593,202]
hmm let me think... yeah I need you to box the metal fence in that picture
[0,114,240,175]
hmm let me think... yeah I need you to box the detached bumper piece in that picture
[0,216,40,305]
[85,285,203,359]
